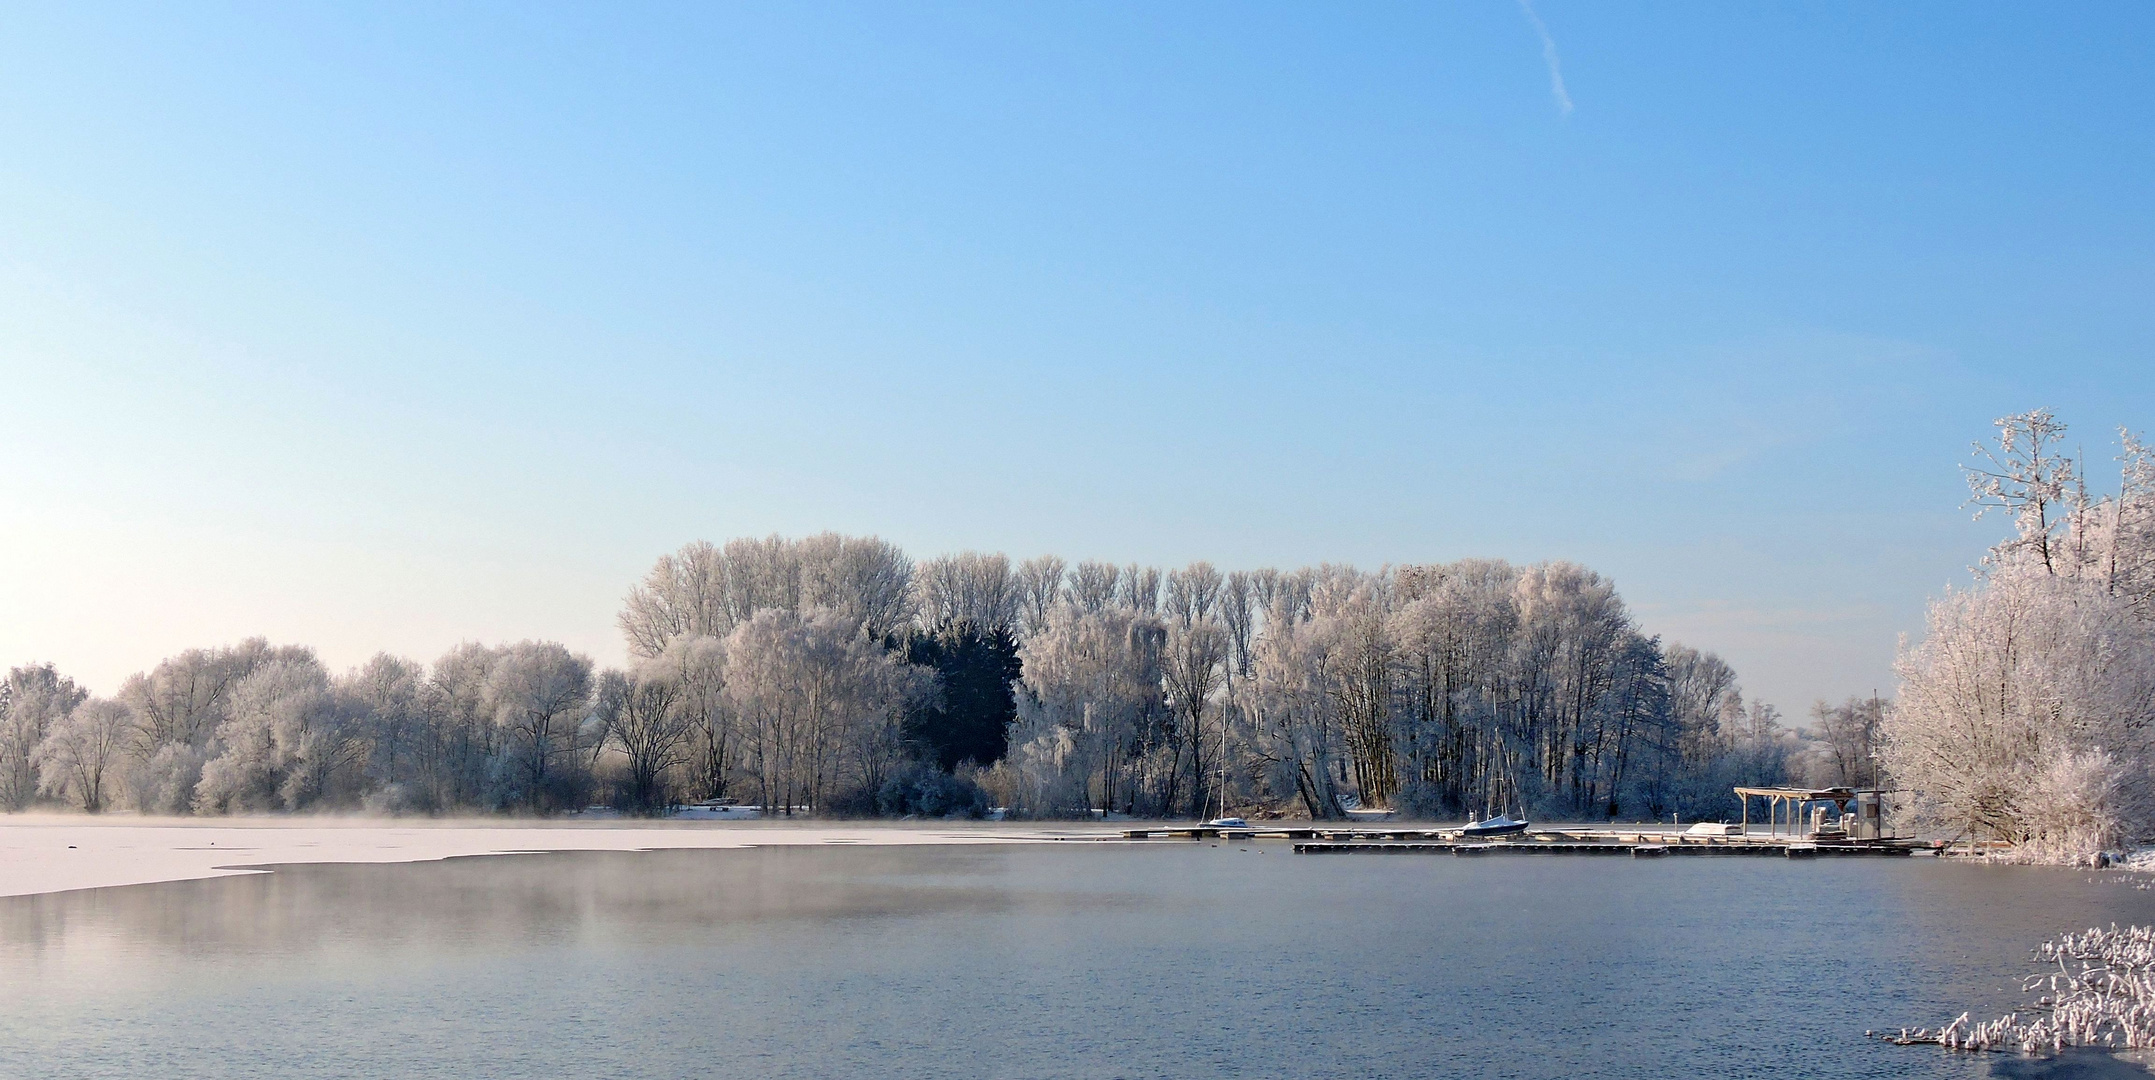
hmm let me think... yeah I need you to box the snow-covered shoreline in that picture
[0,815,1101,899]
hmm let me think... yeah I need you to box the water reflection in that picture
[1,847,1050,965]
[4,845,2153,1080]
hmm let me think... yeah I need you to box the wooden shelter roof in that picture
[1732,786,1857,801]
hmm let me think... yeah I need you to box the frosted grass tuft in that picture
[1882,925,2155,1054]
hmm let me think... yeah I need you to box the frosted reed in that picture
[1877,925,2155,1053]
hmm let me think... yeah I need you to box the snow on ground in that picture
[0,815,1105,898]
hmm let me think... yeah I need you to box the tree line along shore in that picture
[3,544,1844,825]
[5,411,2148,863]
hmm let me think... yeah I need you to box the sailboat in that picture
[1201,710,1247,829]
[1462,814,1529,837]
[1464,789,1530,837]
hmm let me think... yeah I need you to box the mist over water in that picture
[4,845,2151,1079]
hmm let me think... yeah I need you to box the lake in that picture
[4,842,2152,1079]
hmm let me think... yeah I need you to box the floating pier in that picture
[1117,824,1936,858]
[1116,785,1933,858]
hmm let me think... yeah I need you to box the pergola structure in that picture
[1735,786,1857,838]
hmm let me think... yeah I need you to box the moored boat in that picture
[1462,815,1530,837]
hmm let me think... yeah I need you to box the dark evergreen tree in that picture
[903,624,1022,771]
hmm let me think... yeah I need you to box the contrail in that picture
[1517,0,1573,117]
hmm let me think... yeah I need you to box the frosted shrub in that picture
[2022,750,2133,860]
[873,760,986,818]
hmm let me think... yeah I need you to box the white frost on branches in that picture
[1886,926,2155,1053]
[1884,411,2155,857]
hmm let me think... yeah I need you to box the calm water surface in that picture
[4,843,2154,1079]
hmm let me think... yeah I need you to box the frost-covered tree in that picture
[619,540,731,658]
[915,552,1018,637]
[1965,409,2078,575]
[1117,565,1163,615]
[723,608,930,814]
[797,533,916,642]
[1596,633,1671,817]
[1885,566,2155,850]
[1367,559,1673,819]
[654,635,733,801]
[33,699,134,812]
[621,534,915,657]
[1811,695,1885,788]
[1160,563,1229,813]
[1665,645,1740,767]
[1005,603,1167,816]
[423,641,507,809]
[1321,578,1397,810]
[1390,560,1516,817]
[723,611,813,814]
[2,664,86,810]
[117,652,227,813]
[2022,749,2138,859]
[2110,432,2155,615]
[849,654,938,812]
[484,642,597,811]
[336,653,428,808]
[1611,643,1756,819]
[114,639,316,813]
[720,534,805,622]
[1219,571,1258,679]
[1885,411,2155,855]
[1068,561,1119,613]
[1245,598,1350,818]
[1161,612,1228,816]
[594,662,693,814]
[2051,429,2155,618]
[196,651,371,812]
[1508,562,1631,811]
[1163,562,1223,628]
[1013,555,1067,639]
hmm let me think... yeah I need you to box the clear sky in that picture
[3,3,2152,716]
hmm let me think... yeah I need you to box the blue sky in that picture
[2,2,2151,714]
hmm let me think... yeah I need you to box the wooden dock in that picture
[1118,824,1934,858]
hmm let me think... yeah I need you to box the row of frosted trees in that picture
[6,639,636,815]
[2,533,1808,819]
[1883,411,2155,858]
[992,557,1805,821]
